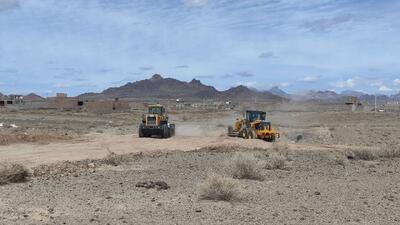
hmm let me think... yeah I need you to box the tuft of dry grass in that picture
[198,174,239,201]
[0,163,31,185]
[229,153,263,180]
[272,142,289,152]
[265,152,287,170]
[346,149,378,161]
[378,145,400,159]
[101,151,125,166]
[334,154,349,168]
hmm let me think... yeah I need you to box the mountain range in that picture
[1,74,400,104]
[79,74,286,102]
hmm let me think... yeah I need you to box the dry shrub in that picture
[229,153,263,180]
[334,154,349,167]
[265,152,287,170]
[346,149,378,161]
[198,174,239,201]
[272,142,289,152]
[378,145,400,159]
[101,151,125,166]
[0,163,31,185]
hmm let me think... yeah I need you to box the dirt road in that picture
[0,131,366,167]
[0,132,271,166]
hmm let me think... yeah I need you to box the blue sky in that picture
[0,0,400,96]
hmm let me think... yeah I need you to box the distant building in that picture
[56,93,68,98]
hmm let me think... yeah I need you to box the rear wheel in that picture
[170,124,175,137]
[228,126,233,136]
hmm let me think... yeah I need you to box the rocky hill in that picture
[268,86,291,98]
[79,74,285,102]
[24,93,45,101]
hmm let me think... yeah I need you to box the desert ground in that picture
[1,103,400,224]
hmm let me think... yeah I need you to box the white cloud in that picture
[334,78,355,88]
[394,78,400,86]
[280,82,290,87]
[378,85,392,92]
[370,81,382,87]
[300,76,319,82]
[0,0,19,11]
[183,0,208,6]
[54,83,71,88]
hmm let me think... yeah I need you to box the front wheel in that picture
[139,126,144,138]
[161,125,167,138]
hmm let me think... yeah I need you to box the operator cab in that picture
[245,110,266,122]
[148,105,165,115]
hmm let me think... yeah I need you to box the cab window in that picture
[149,107,162,114]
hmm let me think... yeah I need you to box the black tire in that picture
[238,128,245,138]
[170,124,175,137]
[228,126,233,136]
[244,129,249,139]
[161,124,169,138]
[270,135,276,142]
[248,129,256,139]
[139,126,144,138]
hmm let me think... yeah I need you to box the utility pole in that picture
[374,94,377,113]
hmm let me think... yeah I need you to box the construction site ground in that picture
[0,104,400,224]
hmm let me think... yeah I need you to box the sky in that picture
[0,0,400,96]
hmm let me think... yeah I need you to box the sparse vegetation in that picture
[229,153,263,180]
[346,149,378,161]
[378,145,400,159]
[334,154,349,167]
[272,141,289,152]
[0,163,31,185]
[265,152,287,170]
[101,151,125,166]
[346,144,400,161]
[198,174,239,201]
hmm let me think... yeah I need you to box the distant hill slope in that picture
[268,86,291,98]
[24,93,45,101]
[79,74,285,102]
[391,92,400,100]
[340,90,365,97]
[220,85,284,101]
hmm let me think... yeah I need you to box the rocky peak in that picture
[189,79,202,86]
[150,74,163,81]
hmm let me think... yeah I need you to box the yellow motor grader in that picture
[139,104,175,138]
[228,110,279,142]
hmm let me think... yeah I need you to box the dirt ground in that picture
[0,104,399,224]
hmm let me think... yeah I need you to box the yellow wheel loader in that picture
[228,110,279,142]
[139,104,175,138]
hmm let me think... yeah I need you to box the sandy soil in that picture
[0,105,399,224]
[1,150,400,225]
